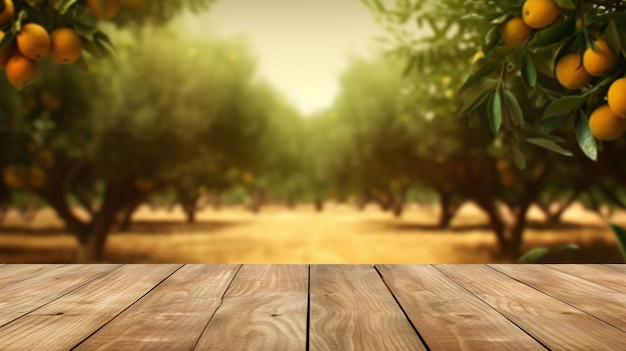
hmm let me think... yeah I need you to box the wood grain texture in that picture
[194,264,308,351]
[0,264,119,327]
[546,264,626,293]
[376,264,545,350]
[492,264,626,332]
[604,264,626,273]
[74,264,240,351]
[0,264,64,289]
[309,264,426,351]
[438,264,626,351]
[0,264,181,351]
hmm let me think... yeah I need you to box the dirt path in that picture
[0,203,623,263]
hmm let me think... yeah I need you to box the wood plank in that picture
[309,265,426,351]
[491,264,626,332]
[0,264,65,289]
[0,264,119,327]
[0,264,181,351]
[546,264,626,293]
[376,264,545,350]
[194,264,308,351]
[604,264,626,273]
[74,264,240,351]
[437,264,626,351]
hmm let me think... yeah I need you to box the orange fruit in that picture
[0,0,13,25]
[17,23,51,60]
[589,104,626,141]
[522,0,559,29]
[5,54,38,90]
[87,0,121,19]
[2,164,26,188]
[500,17,533,48]
[583,40,619,76]
[607,78,626,118]
[555,53,591,90]
[50,27,83,64]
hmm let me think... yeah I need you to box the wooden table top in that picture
[0,264,624,350]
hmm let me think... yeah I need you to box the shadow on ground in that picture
[362,220,607,234]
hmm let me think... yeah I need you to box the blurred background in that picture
[1,0,624,264]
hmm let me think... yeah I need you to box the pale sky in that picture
[186,0,384,116]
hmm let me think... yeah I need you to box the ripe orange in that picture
[2,164,26,189]
[588,104,626,141]
[583,40,619,76]
[5,54,38,90]
[522,0,559,29]
[0,0,13,25]
[607,78,626,118]
[17,23,51,60]
[87,0,121,19]
[500,17,533,48]
[555,53,591,90]
[50,28,83,64]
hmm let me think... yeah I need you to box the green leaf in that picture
[609,223,626,260]
[517,243,579,263]
[503,89,524,127]
[484,25,500,52]
[528,16,576,51]
[459,60,500,93]
[526,137,573,156]
[53,0,79,14]
[541,113,569,134]
[0,30,14,51]
[511,143,526,169]
[517,247,549,263]
[0,1,4,13]
[575,111,597,161]
[488,90,502,134]
[543,95,588,118]
[553,0,576,9]
[457,78,497,117]
[522,59,537,88]
[604,20,622,58]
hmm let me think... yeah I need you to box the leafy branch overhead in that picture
[0,0,215,90]
[364,0,626,168]
[462,0,626,165]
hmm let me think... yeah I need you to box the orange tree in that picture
[0,0,215,90]
[361,0,626,257]
[0,1,220,263]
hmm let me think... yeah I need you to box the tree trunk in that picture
[392,200,404,218]
[21,193,39,223]
[76,203,117,263]
[438,191,453,228]
[76,227,108,263]
[314,198,324,212]
[184,204,196,223]
[249,189,264,214]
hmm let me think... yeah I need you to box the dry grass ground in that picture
[0,202,624,264]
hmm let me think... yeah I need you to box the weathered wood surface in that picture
[0,264,624,350]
